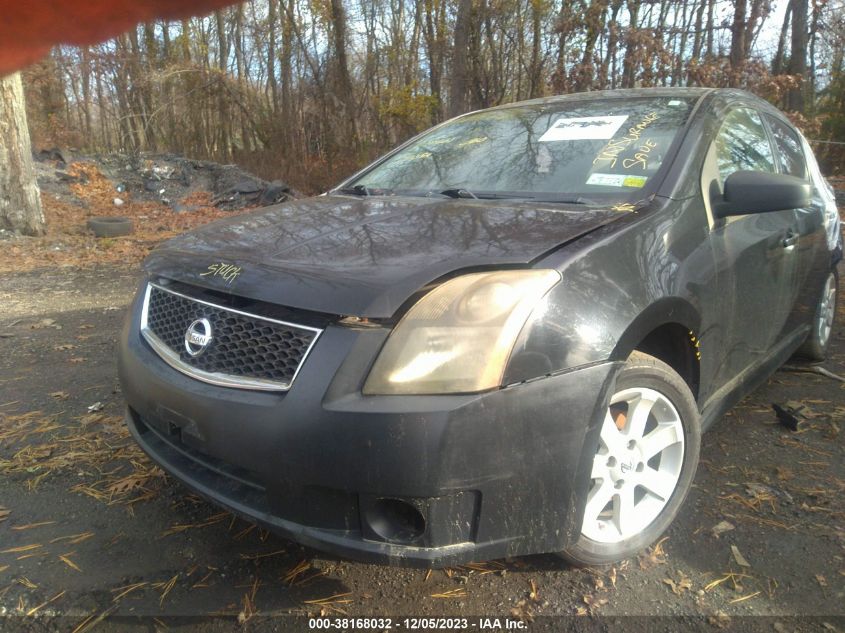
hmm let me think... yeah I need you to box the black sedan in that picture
[118,87,841,567]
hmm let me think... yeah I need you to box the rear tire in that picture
[797,270,837,362]
[560,351,700,566]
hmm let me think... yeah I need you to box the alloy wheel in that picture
[818,273,836,349]
[581,386,685,544]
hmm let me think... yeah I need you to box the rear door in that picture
[763,114,829,336]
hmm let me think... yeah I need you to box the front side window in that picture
[349,97,697,205]
[765,115,807,179]
[713,107,776,184]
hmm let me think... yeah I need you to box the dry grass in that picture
[0,409,164,506]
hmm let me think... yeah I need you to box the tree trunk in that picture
[729,0,747,85]
[787,0,807,112]
[772,2,791,75]
[0,72,45,236]
[448,0,472,117]
[621,0,641,88]
[328,0,358,146]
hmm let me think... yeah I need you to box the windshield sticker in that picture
[538,115,628,142]
[586,173,627,187]
[622,175,648,188]
[592,112,660,168]
[586,173,649,188]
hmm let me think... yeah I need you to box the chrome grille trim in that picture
[139,282,322,392]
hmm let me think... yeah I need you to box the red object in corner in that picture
[0,0,237,76]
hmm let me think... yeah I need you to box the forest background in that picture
[20,0,845,194]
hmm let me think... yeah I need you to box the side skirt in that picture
[700,327,809,432]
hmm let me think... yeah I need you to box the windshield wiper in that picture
[337,185,396,197]
[530,195,597,205]
[436,189,524,200]
[439,188,479,199]
[337,185,373,196]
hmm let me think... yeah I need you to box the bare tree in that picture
[0,72,45,236]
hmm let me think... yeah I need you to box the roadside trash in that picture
[711,520,735,538]
[113,197,124,207]
[772,401,810,431]
[87,402,104,412]
[86,217,133,238]
[730,544,751,567]
[115,183,126,193]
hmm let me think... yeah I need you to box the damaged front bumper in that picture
[118,287,620,567]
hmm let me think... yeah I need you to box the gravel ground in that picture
[0,265,843,632]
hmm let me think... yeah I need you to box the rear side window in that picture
[765,115,807,179]
[713,107,776,184]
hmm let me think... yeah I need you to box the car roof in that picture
[479,87,771,115]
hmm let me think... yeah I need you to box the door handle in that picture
[782,232,798,248]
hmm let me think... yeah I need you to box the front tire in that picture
[797,270,838,362]
[561,351,701,566]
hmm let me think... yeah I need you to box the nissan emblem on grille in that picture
[184,318,213,357]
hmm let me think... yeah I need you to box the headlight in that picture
[363,270,560,395]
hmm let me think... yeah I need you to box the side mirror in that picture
[714,170,810,218]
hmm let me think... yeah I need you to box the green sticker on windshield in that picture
[622,175,648,188]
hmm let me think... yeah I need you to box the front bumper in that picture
[118,286,620,567]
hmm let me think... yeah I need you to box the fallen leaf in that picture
[106,475,148,495]
[711,521,735,538]
[638,536,669,569]
[54,344,76,351]
[731,545,751,568]
[662,572,692,595]
[50,391,69,400]
[31,318,61,330]
[815,574,827,587]
[707,612,732,628]
[69,357,87,364]
[0,506,9,523]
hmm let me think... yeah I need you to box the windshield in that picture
[348,96,696,204]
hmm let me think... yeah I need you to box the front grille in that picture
[140,282,321,391]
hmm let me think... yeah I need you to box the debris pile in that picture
[34,150,298,213]
[1,151,299,272]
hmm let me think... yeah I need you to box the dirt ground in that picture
[0,262,843,633]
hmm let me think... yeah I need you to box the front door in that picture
[703,106,800,389]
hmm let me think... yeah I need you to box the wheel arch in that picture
[610,298,702,401]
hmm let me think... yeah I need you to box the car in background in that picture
[119,88,841,566]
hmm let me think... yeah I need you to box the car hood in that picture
[144,195,624,318]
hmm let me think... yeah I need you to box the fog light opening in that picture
[365,498,426,544]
